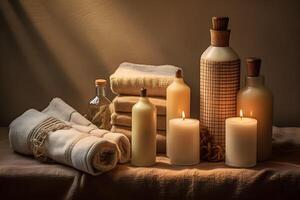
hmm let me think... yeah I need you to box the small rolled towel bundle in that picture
[110,62,181,97]
[111,125,166,153]
[43,98,130,163]
[9,109,118,175]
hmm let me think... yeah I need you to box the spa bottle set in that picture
[237,58,273,161]
[131,88,157,167]
[199,16,273,165]
[87,79,112,130]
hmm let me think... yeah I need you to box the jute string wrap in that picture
[200,59,240,161]
[30,117,71,162]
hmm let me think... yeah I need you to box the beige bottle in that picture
[131,88,157,166]
[237,58,273,161]
[166,69,190,157]
[200,17,240,158]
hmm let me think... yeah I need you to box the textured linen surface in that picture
[43,97,130,163]
[9,110,118,175]
[1,127,300,200]
[112,95,166,115]
[110,62,180,97]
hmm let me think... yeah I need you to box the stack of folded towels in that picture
[9,98,130,176]
[109,62,181,153]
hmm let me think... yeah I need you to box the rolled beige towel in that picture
[42,97,130,163]
[110,62,180,97]
[112,96,166,115]
[111,112,166,131]
[111,125,166,153]
[9,109,118,175]
[71,124,130,163]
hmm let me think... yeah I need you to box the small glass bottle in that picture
[87,79,112,130]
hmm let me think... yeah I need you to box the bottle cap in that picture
[246,57,261,77]
[210,16,230,47]
[95,79,107,86]
[175,69,183,78]
[140,88,147,97]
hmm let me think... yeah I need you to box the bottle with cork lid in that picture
[132,88,157,166]
[199,17,241,161]
[86,79,112,130]
[237,57,273,161]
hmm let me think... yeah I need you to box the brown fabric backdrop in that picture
[0,0,300,126]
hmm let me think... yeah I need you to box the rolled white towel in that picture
[9,109,118,175]
[43,97,130,163]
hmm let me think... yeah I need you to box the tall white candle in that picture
[169,112,199,165]
[225,110,257,168]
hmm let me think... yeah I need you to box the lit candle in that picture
[169,112,199,165]
[225,110,257,167]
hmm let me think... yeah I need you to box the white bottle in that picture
[166,69,190,157]
[131,88,157,166]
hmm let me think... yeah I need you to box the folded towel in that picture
[9,109,118,175]
[272,126,300,145]
[42,98,130,163]
[112,96,166,115]
[111,112,166,131]
[110,62,180,97]
[111,125,166,153]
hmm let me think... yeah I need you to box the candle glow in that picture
[182,111,185,120]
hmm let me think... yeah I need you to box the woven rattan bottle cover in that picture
[200,16,240,161]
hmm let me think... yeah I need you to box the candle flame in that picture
[240,109,243,120]
[182,111,185,120]
[250,111,253,117]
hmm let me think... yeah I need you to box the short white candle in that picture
[169,112,200,165]
[225,110,257,168]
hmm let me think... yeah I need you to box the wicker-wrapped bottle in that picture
[200,17,240,161]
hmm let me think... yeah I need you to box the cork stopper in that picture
[246,57,261,77]
[212,17,229,30]
[175,69,183,78]
[95,79,107,86]
[140,88,147,97]
[210,16,230,47]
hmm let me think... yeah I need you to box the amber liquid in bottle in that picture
[87,79,112,130]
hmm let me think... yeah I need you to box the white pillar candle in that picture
[169,112,199,165]
[225,110,257,168]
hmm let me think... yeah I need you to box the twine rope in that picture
[200,127,225,162]
[30,117,71,162]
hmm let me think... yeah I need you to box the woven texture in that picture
[200,59,240,159]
